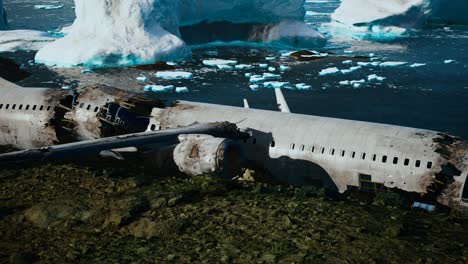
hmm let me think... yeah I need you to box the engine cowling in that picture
[173,134,243,179]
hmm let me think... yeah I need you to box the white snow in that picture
[175,87,189,93]
[0,30,58,52]
[380,61,407,67]
[203,59,237,67]
[35,0,326,68]
[444,59,455,64]
[144,85,174,93]
[34,4,64,10]
[367,74,386,82]
[0,0,7,30]
[410,63,427,68]
[155,71,193,80]
[319,67,340,76]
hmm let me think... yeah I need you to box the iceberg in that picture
[155,71,193,80]
[0,0,7,30]
[35,0,326,68]
[0,30,58,52]
[319,67,340,76]
[202,59,237,67]
[296,83,311,90]
[175,87,189,93]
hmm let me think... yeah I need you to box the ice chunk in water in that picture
[203,59,237,67]
[217,64,234,70]
[265,57,276,61]
[410,63,426,68]
[350,79,365,88]
[339,80,350,85]
[342,60,353,65]
[319,67,340,76]
[296,83,311,90]
[175,87,189,93]
[155,71,193,80]
[279,65,291,72]
[136,76,148,82]
[259,64,269,69]
[250,73,281,83]
[380,61,407,67]
[264,81,290,89]
[34,4,64,10]
[367,74,386,82]
[234,64,253,70]
[268,67,276,72]
[444,59,455,64]
[145,85,174,93]
[340,66,362,74]
[249,84,260,91]
[245,73,252,78]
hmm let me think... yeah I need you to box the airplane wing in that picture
[0,122,248,178]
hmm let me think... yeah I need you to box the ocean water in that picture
[2,0,468,137]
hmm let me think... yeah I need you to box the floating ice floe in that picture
[380,61,407,67]
[339,80,350,86]
[319,67,340,76]
[357,62,372,67]
[268,67,276,72]
[367,74,386,82]
[342,60,353,65]
[34,4,65,10]
[217,64,234,70]
[263,81,291,89]
[0,30,58,52]
[279,65,291,72]
[136,76,148,82]
[259,64,269,69]
[410,63,427,68]
[265,57,276,61]
[249,73,281,83]
[295,83,311,90]
[203,59,237,67]
[350,79,366,88]
[340,66,362,74]
[156,71,193,80]
[234,64,253,70]
[175,87,189,93]
[249,84,260,91]
[245,73,252,78]
[144,85,174,93]
[444,59,455,64]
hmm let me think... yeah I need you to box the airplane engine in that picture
[173,134,243,179]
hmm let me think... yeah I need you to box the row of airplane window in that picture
[259,139,432,170]
[0,103,51,111]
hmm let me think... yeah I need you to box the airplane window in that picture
[94,106,99,112]
[330,149,335,155]
[372,154,377,161]
[300,145,305,151]
[47,106,51,111]
[427,162,433,169]
[32,105,36,110]
[340,150,345,157]
[351,151,356,158]
[150,124,156,131]
[0,104,2,109]
[291,144,295,150]
[87,105,91,111]
[361,153,366,160]
[311,146,315,152]
[382,156,387,163]
[321,147,325,154]
[26,105,30,110]
[404,158,410,166]
[252,138,257,144]
[6,104,9,109]
[12,104,16,110]
[19,105,23,110]
[39,106,44,111]
[270,141,276,148]
[415,160,421,168]
[393,157,398,164]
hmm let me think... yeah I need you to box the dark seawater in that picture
[2,0,468,137]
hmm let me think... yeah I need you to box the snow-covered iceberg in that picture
[0,0,8,30]
[324,0,468,41]
[36,0,326,68]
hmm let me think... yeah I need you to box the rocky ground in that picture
[0,163,467,264]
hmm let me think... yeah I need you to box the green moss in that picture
[0,164,467,263]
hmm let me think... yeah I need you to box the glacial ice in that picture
[35,0,327,68]
[0,30,58,52]
[0,0,7,30]
[319,67,340,76]
[155,71,193,80]
[203,59,237,67]
[380,61,407,67]
[175,87,189,93]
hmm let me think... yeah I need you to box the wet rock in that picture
[123,218,159,239]
[0,57,30,82]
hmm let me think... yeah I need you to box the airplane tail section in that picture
[275,88,291,113]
